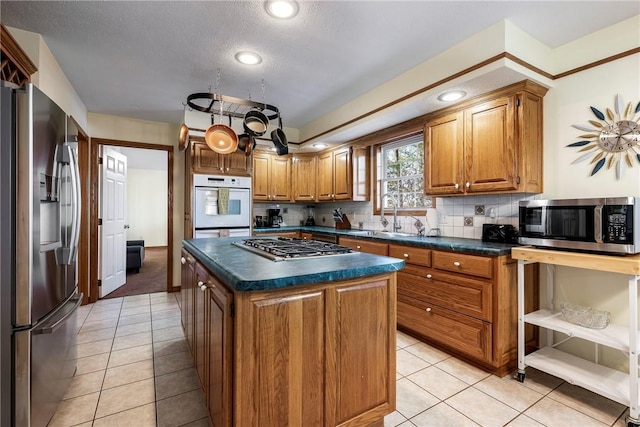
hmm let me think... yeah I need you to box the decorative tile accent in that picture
[475,205,485,215]
[464,216,474,227]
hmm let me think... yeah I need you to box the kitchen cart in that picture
[512,247,640,426]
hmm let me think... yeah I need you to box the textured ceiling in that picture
[2,1,639,142]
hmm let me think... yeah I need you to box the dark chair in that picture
[126,240,145,273]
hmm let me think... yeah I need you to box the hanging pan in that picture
[243,109,269,137]
[178,123,189,151]
[204,101,238,154]
[237,133,256,156]
[271,115,288,155]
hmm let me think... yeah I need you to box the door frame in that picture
[89,137,174,303]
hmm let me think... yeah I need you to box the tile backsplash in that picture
[254,193,541,240]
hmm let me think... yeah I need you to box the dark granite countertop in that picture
[182,237,405,292]
[253,226,520,256]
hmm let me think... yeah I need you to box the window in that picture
[378,134,432,212]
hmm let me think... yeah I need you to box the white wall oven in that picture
[193,174,252,238]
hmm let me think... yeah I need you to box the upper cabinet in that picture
[317,146,369,202]
[191,142,251,176]
[253,151,291,202]
[424,81,547,196]
[292,155,317,202]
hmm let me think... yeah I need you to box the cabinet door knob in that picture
[226,167,229,172]
[454,183,459,189]
[181,257,186,265]
[425,307,432,312]
[453,261,461,267]
[465,182,470,188]
[403,253,409,258]
[200,283,207,291]
[426,274,432,279]
[356,245,361,249]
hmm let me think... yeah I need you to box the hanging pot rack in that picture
[186,92,280,121]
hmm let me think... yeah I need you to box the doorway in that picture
[89,138,174,303]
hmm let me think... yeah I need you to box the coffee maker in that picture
[267,208,282,228]
[304,205,315,226]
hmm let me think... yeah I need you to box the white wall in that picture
[126,169,168,247]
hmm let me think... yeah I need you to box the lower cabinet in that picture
[182,255,234,427]
[234,277,395,426]
[339,236,389,256]
[181,247,396,426]
[393,243,538,376]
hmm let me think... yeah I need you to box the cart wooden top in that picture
[511,247,640,276]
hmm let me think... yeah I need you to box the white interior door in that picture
[100,146,127,297]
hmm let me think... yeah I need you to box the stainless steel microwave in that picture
[519,197,640,254]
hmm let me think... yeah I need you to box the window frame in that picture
[372,131,434,216]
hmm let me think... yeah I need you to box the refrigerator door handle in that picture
[32,293,83,335]
[56,143,80,265]
[69,143,81,262]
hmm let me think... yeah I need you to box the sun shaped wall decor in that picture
[568,95,640,179]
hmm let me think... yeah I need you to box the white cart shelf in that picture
[512,247,640,425]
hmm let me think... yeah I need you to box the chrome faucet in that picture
[380,193,401,232]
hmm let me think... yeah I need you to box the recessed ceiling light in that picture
[437,90,466,102]
[312,143,327,149]
[235,51,262,65]
[265,0,299,19]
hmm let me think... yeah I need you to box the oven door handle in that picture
[594,205,603,243]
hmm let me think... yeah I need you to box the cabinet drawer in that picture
[432,251,492,279]
[389,245,431,267]
[398,296,491,362]
[397,270,492,321]
[339,237,388,256]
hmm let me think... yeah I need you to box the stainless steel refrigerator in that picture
[1,82,82,427]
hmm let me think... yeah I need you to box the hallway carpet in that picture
[104,247,167,299]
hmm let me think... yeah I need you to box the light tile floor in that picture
[51,292,630,426]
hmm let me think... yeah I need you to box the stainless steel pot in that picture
[271,116,288,155]
[243,109,269,137]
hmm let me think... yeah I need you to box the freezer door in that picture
[15,292,82,427]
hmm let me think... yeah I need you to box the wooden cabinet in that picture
[252,151,291,202]
[395,243,538,376]
[181,246,396,426]
[292,155,317,202]
[424,80,546,196]
[205,272,233,427]
[191,141,251,176]
[180,249,195,352]
[182,253,234,427]
[318,147,369,202]
[339,236,389,256]
[300,232,313,240]
[234,275,396,427]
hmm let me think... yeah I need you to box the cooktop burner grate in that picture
[233,237,355,261]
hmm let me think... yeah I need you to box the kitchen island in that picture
[181,237,404,427]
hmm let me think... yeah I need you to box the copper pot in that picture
[178,123,189,151]
[237,133,255,156]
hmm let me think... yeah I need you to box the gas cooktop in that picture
[233,237,356,262]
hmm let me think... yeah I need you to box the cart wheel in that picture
[516,371,525,383]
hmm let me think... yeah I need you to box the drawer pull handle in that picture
[403,253,409,258]
[453,261,461,267]
[425,307,432,312]
[181,257,186,265]
[426,274,432,279]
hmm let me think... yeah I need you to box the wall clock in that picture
[568,95,640,179]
